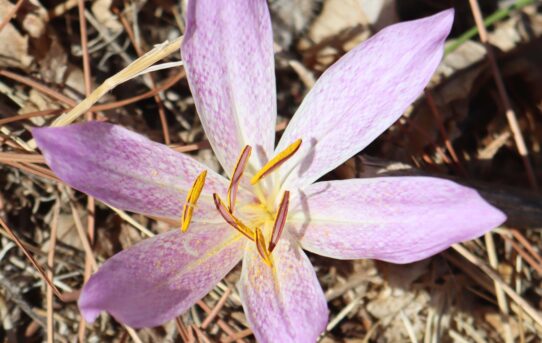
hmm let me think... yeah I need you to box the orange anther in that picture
[181,170,207,232]
[251,139,301,184]
[255,227,273,267]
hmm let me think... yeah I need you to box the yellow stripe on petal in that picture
[255,227,273,267]
[181,170,207,232]
[250,139,302,185]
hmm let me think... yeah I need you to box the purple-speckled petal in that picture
[289,177,506,263]
[33,121,231,220]
[79,223,245,328]
[181,0,276,172]
[276,10,454,189]
[239,235,328,343]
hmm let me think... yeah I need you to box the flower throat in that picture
[181,139,302,267]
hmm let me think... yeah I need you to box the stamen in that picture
[181,170,207,232]
[227,145,252,213]
[250,139,302,184]
[255,227,273,267]
[213,194,256,241]
[268,191,289,253]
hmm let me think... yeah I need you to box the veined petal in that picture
[290,177,505,264]
[181,0,276,172]
[276,10,454,189]
[79,223,245,328]
[33,122,231,220]
[239,235,328,343]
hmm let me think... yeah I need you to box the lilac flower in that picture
[33,1,505,341]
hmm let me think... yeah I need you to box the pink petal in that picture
[276,10,454,189]
[181,0,277,172]
[33,122,229,220]
[79,223,245,328]
[290,177,505,263]
[239,236,328,343]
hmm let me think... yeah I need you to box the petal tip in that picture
[482,202,507,230]
[431,8,455,37]
[78,287,102,324]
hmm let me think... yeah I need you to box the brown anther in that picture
[213,193,256,241]
[227,145,252,213]
[268,191,289,253]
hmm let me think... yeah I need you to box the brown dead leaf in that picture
[92,0,122,32]
[485,313,520,340]
[298,0,370,70]
[358,0,398,30]
[0,0,33,70]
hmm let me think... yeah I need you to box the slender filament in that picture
[227,145,252,213]
[255,227,273,267]
[181,170,207,232]
[250,139,302,184]
[268,191,289,253]
[213,193,256,241]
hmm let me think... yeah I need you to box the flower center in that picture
[181,140,301,267]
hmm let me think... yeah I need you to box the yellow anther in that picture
[269,191,289,253]
[250,139,302,185]
[227,145,252,213]
[255,227,273,267]
[181,170,207,232]
[213,194,256,241]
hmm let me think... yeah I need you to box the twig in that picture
[0,71,184,126]
[0,0,25,35]
[46,203,60,343]
[197,300,246,343]
[175,317,195,342]
[0,217,63,299]
[498,232,542,275]
[424,88,467,177]
[222,329,253,343]
[201,288,232,329]
[510,229,542,266]
[116,9,171,144]
[0,70,76,106]
[468,0,538,189]
[446,0,534,55]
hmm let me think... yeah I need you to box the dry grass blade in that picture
[48,36,183,129]
[484,232,513,343]
[68,202,97,272]
[453,244,542,330]
[117,9,171,144]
